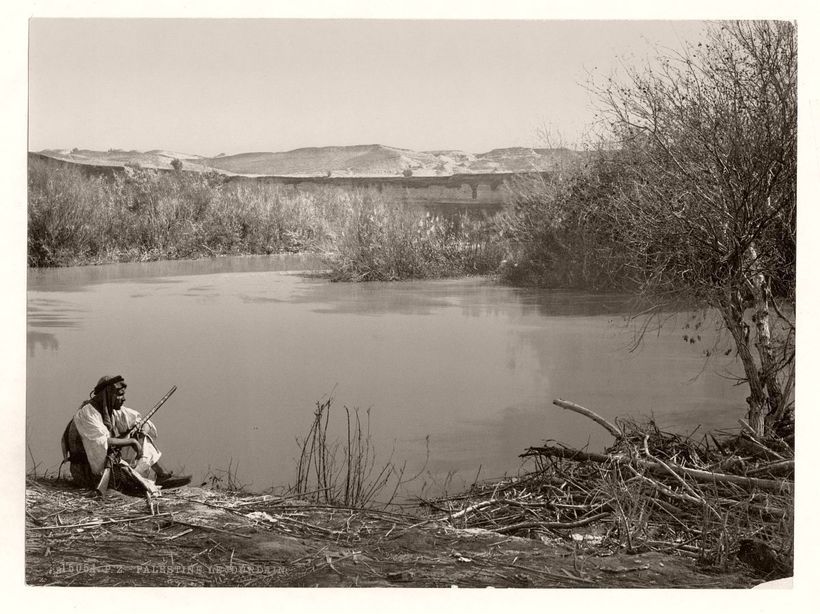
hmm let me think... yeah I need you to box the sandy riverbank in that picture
[26,476,759,588]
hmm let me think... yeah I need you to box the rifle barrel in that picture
[136,385,177,430]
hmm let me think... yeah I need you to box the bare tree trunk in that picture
[719,297,767,437]
[746,243,786,437]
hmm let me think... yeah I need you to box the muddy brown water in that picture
[27,255,746,496]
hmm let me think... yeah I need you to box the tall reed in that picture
[293,398,413,509]
[27,159,351,266]
[28,158,504,278]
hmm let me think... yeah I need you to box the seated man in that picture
[61,374,191,494]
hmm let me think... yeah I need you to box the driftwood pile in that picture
[428,399,793,577]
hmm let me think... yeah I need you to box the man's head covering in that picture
[93,375,126,397]
[87,375,126,435]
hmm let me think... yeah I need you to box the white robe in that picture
[72,404,162,475]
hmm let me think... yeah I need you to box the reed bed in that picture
[27,158,353,266]
[28,159,504,279]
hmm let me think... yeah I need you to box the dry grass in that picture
[27,471,756,588]
[25,476,428,587]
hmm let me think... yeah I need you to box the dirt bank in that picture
[26,477,760,588]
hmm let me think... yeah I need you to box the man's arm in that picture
[75,405,142,469]
[115,407,157,440]
[108,435,142,457]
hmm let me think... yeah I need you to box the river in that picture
[26,255,747,497]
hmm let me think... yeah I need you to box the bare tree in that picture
[596,21,796,438]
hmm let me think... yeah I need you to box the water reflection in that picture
[26,253,325,293]
[239,294,289,304]
[509,287,635,317]
[510,310,745,442]
[291,279,457,316]
[291,279,638,320]
[27,297,85,328]
[27,331,59,357]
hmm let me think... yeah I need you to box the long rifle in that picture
[128,385,177,437]
[95,385,177,496]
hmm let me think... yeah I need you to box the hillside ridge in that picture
[35,143,580,177]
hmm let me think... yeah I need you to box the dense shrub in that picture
[495,152,631,291]
[326,193,503,281]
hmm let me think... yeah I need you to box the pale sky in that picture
[28,19,709,155]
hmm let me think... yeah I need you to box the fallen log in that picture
[496,512,610,534]
[521,445,791,493]
[737,421,786,460]
[552,399,623,439]
[437,498,500,522]
[746,460,794,477]
[28,512,172,531]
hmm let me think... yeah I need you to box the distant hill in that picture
[34,144,581,177]
[36,148,214,173]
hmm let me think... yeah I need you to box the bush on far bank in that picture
[495,151,632,292]
[326,194,503,281]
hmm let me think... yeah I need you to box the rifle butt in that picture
[95,467,112,497]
